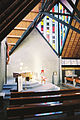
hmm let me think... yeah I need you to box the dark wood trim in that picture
[62,57,80,59]
[11,88,80,98]
[0,0,41,42]
[10,93,80,106]
[7,99,80,119]
[62,65,80,67]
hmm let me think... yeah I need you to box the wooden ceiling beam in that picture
[62,21,77,57]
[7,1,40,51]
[67,0,80,19]
[0,0,41,41]
[14,27,27,30]
[73,15,80,24]
[8,43,16,46]
[42,12,80,34]
[22,19,33,22]
[9,0,58,55]
[0,0,19,19]
[31,10,39,13]
[0,0,31,31]
[44,12,71,16]
[7,35,21,38]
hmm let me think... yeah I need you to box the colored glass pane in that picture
[37,3,70,55]
[59,3,70,53]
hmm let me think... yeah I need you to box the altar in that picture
[13,72,33,91]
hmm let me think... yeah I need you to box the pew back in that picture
[7,89,80,120]
[7,99,80,119]
[11,88,80,98]
[10,93,80,106]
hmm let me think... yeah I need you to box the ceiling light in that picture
[20,62,23,66]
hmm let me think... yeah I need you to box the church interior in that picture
[0,0,80,119]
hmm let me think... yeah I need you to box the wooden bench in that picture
[65,77,73,82]
[0,96,4,112]
[75,78,80,84]
[7,99,80,120]
[9,92,80,106]
[7,89,80,119]
[65,77,80,87]
[65,77,74,84]
[11,88,80,98]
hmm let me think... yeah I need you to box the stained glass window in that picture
[59,3,70,52]
[37,3,70,55]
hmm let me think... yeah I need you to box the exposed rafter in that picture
[59,0,71,13]
[67,0,80,19]
[7,35,21,38]
[0,0,41,42]
[9,0,58,55]
[41,12,80,34]
[42,11,80,23]
[9,13,43,55]
[44,12,71,16]
[73,15,80,23]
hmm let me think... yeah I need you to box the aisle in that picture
[23,82,60,92]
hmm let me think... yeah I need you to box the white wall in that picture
[1,38,7,84]
[7,28,59,84]
[0,43,2,91]
[0,38,7,91]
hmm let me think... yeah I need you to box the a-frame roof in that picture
[0,0,80,58]
[62,0,80,58]
[0,0,41,41]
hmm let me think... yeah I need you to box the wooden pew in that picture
[65,77,80,87]
[7,89,80,119]
[7,99,80,120]
[9,93,80,106]
[65,77,74,85]
[11,88,80,98]
[65,77,73,82]
[75,78,80,84]
[0,96,3,111]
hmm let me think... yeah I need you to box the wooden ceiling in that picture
[6,0,58,52]
[0,0,41,41]
[0,0,80,58]
[62,0,80,58]
[7,3,40,50]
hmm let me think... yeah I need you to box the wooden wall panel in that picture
[7,38,19,43]
[62,1,80,58]
[24,12,38,20]
[9,29,25,36]
[16,21,32,28]
[62,67,80,70]
[8,46,14,51]
[62,21,80,58]
[7,1,40,52]
[7,1,40,51]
